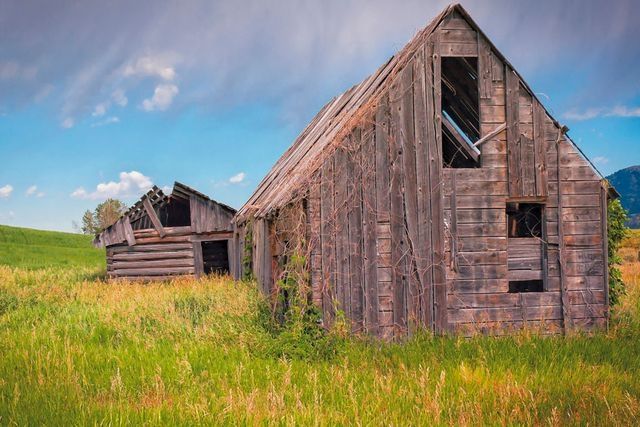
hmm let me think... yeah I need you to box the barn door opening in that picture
[201,240,230,274]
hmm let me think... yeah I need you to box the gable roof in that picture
[237,3,611,221]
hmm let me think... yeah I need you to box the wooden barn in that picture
[96,182,237,280]
[234,4,618,338]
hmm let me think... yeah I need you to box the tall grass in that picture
[0,226,639,424]
[0,262,639,425]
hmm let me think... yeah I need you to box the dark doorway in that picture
[201,240,229,274]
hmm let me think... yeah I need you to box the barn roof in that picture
[95,181,235,246]
[237,3,611,221]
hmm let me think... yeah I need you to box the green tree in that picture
[607,198,628,307]
[80,199,128,235]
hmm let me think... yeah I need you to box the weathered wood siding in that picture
[442,12,607,335]
[243,7,609,338]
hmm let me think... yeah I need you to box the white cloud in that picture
[228,172,246,184]
[564,105,640,121]
[26,185,37,196]
[606,105,640,118]
[70,171,153,200]
[141,84,178,111]
[92,102,107,117]
[593,156,609,165]
[123,56,176,81]
[91,116,120,127]
[112,89,128,107]
[61,117,75,128]
[0,184,13,198]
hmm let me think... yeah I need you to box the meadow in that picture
[0,225,639,425]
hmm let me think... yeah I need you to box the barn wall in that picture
[106,227,234,280]
[246,9,608,338]
[441,12,607,335]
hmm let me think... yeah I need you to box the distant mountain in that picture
[607,165,640,228]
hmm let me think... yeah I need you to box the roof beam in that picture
[143,197,166,238]
[442,115,480,162]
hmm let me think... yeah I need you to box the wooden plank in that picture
[455,251,507,266]
[450,172,458,272]
[398,62,420,334]
[556,137,571,333]
[375,93,391,222]
[361,120,379,335]
[448,292,561,309]
[320,157,336,326]
[112,258,195,270]
[491,52,504,82]
[416,42,434,330]
[439,42,477,57]
[389,70,408,335]
[442,115,480,162]
[348,130,364,332]
[112,250,193,261]
[520,135,536,196]
[143,197,166,238]
[505,66,521,197]
[449,305,563,323]
[533,100,548,196]
[123,217,136,246]
[478,34,492,99]
[431,39,447,334]
[334,146,350,318]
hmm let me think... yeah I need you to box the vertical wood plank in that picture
[431,34,447,335]
[335,146,351,319]
[348,129,365,331]
[193,241,204,278]
[320,157,336,326]
[414,44,434,330]
[362,119,379,335]
[556,137,571,332]
[123,216,136,246]
[506,66,521,197]
[533,100,548,197]
[478,34,492,99]
[450,172,458,272]
[375,94,391,222]
[389,71,408,336]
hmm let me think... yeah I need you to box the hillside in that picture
[607,165,640,228]
[0,224,104,269]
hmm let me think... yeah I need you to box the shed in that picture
[234,4,616,338]
[96,182,237,280]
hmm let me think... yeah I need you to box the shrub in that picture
[608,198,628,307]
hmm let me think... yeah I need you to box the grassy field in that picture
[0,225,104,270]
[0,226,639,424]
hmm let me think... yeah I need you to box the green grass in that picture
[0,225,104,269]
[0,226,639,424]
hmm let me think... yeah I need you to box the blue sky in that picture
[1,0,639,232]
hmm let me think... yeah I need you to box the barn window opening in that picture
[507,202,543,238]
[201,240,230,274]
[441,56,480,168]
[159,197,191,227]
[508,280,544,293]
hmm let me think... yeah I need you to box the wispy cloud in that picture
[593,156,609,165]
[564,105,640,121]
[0,184,14,198]
[71,171,153,200]
[0,60,37,80]
[25,185,45,197]
[61,117,75,129]
[141,84,178,111]
[229,172,246,184]
[91,116,120,127]
[123,55,176,81]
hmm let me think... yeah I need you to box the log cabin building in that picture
[234,4,618,338]
[96,182,237,280]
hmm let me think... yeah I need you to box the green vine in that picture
[242,221,254,281]
[608,198,628,307]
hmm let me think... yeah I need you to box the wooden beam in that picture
[123,216,136,246]
[143,197,166,238]
[442,115,480,162]
[474,122,506,147]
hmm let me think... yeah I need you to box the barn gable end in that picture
[236,3,612,338]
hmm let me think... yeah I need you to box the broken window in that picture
[506,202,543,238]
[508,280,543,293]
[441,57,481,168]
[201,240,230,274]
